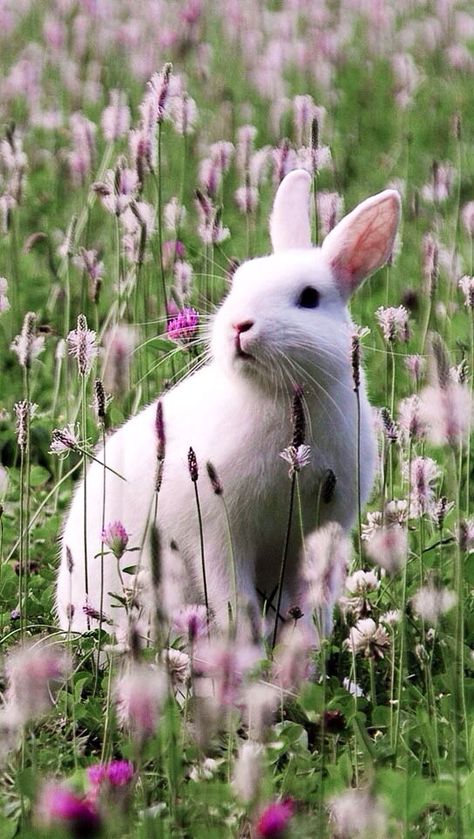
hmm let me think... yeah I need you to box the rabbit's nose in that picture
[233,320,254,335]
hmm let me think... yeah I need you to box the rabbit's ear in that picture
[270,169,312,252]
[321,190,401,298]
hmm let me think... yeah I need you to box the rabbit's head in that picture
[211,170,401,393]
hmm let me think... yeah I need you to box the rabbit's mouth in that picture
[235,334,255,361]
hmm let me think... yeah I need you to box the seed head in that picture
[188,446,198,482]
[206,461,223,495]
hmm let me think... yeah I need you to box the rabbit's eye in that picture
[297,286,320,309]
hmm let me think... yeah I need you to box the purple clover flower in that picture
[38,784,101,837]
[167,307,199,344]
[101,521,129,559]
[88,759,134,788]
[256,799,295,837]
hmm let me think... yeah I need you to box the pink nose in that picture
[233,320,254,335]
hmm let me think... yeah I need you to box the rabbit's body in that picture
[56,172,400,640]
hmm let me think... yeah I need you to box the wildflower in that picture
[195,190,230,245]
[14,401,37,452]
[92,379,110,423]
[242,682,279,742]
[304,523,351,632]
[115,663,166,744]
[232,741,264,803]
[405,354,426,383]
[189,757,221,782]
[10,311,44,368]
[380,407,398,443]
[459,275,474,308]
[5,642,71,724]
[376,305,409,343]
[169,92,198,135]
[419,381,472,446]
[398,395,427,444]
[164,197,186,232]
[235,184,259,214]
[316,191,344,239]
[421,160,455,203]
[102,521,129,559]
[101,89,130,142]
[173,260,193,303]
[345,569,379,595]
[461,202,474,237]
[173,604,208,643]
[147,63,173,123]
[380,609,402,627]
[279,444,311,477]
[0,277,9,312]
[329,788,388,838]
[361,511,383,542]
[67,314,98,376]
[167,307,199,344]
[162,648,191,690]
[36,783,101,837]
[199,157,221,197]
[256,798,295,838]
[102,324,136,397]
[206,461,223,494]
[272,626,312,692]
[404,456,440,518]
[193,639,260,705]
[345,618,390,659]
[236,124,258,175]
[431,496,454,529]
[87,760,134,788]
[82,604,111,624]
[365,524,407,575]
[250,147,271,186]
[50,424,80,455]
[412,584,456,624]
[67,112,96,186]
[272,141,297,185]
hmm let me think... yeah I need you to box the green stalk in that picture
[193,481,209,629]
[272,472,296,651]
[81,376,90,630]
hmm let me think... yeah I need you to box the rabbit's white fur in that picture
[56,171,400,640]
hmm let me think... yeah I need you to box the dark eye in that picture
[297,286,320,308]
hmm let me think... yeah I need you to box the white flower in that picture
[345,618,390,659]
[279,444,311,477]
[329,788,388,838]
[345,570,379,595]
[232,741,263,802]
[412,585,456,624]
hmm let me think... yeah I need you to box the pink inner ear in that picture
[323,190,400,297]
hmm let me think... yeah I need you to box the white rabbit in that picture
[56,170,400,642]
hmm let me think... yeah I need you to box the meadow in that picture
[0,0,474,836]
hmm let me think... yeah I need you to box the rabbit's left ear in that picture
[321,189,401,298]
[270,169,312,252]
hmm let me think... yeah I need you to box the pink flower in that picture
[279,444,311,477]
[169,92,198,135]
[235,185,259,214]
[167,307,199,344]
[101,89,130,142]
[102,521,129,559]
[173,605,208,643]
[405,354,426,383]
[421,161,455,204]
[67,314,98,376]
[194,639,260,705]
[256,799,295,838]
[459,275,474,308]
[5,643,71,724]
[365,524,407,575]
[10,311,44,368]
[115,663,166,744]
[317,191,344,237]
[37,784,101,837]
[50,424,80,455]
[376,306,409,343]
[404,456,440,518]
[88,760,134,788]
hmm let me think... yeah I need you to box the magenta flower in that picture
[37,783,101,837]
[50,424,80,455]
[88,760,134,788]
[102,521,129,559]
[167,307,199,344]
[173,604,208,643]
[256,799,295,838]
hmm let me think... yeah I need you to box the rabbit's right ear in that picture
[321,190,401,299]
[270,169,312,253]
